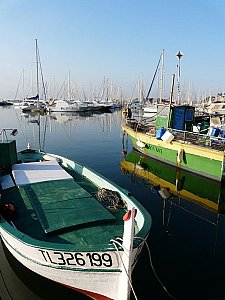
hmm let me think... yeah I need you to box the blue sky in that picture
[0,0,224,100]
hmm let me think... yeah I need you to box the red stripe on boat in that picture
[61,283,113,300]
[123,210,131,221]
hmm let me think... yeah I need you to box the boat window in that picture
[185,109,194,121]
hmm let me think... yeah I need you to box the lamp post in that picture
[176,51,183,105]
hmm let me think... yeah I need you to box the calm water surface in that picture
[1,106,225,300]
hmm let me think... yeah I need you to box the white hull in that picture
[0,225,142,300]
[143,106,157,114]
[0,150,151,299]
[50,107,81,112]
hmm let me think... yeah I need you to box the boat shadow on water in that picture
[0,239,90,300]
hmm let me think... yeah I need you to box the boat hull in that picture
[122,125,225,181]
[0,149,151,300]
[0,220,143,300]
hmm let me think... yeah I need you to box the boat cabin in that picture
[156,104,195,132]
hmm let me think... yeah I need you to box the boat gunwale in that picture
[0,150,152,252]
[122,123,225,158]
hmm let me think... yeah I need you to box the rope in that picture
[134,236,178,300]
[96,188,126,210]
[134,236,225,300]
[110,239,138,300]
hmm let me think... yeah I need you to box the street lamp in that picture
[176,51,183,105]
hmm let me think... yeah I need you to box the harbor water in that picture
[1,106,225,300]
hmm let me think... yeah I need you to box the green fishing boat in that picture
[122,103,225,181]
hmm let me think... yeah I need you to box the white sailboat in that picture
[129,76,144,110]
[22,39,47,113]
[143,50,165,118]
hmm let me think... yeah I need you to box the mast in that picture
[106,78,109,102]
[110,80,113,102]
[168,73,175,127]
[159,49,164,103]
[145,51,162,101]
[35,39,39,107]
[169,73,175,105]
[35,39,41,150]
[22,68,25,100]
[68,71,71,100]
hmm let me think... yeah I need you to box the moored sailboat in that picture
[22,39,47,113]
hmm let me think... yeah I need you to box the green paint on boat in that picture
[23,179,116,234]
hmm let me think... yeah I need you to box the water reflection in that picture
[120,149,225,233]
[120,149,225,214]
[12,108,123,154]
[18,109,121,131]
[120,148,225,299]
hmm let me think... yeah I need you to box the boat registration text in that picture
[38,249,119,269]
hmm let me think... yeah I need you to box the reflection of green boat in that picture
[121,149,225,214]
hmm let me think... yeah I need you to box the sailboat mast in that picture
[145,52,162,100]
[35,39,39,103]
[159,49,164,103]
[35,39,41,150]
[169,74,175,105]
[22,68,25,100]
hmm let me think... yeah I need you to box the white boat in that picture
[206,102,225,115]
[98,100,114,111]
[113,102,122,109]
[20,99,46,112]
[202,93,225,115]
[0,129,151,300]
[129,98,143,110]
[49,100,88,112]
[143,103,157,115]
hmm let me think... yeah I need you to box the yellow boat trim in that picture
[122,125,225,162]
[121,160,219,212]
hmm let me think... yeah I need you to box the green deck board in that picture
[22,179,116,233]
[1,171,126,247]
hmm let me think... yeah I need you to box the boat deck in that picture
[0,161,126,247]
[125,119,225,151]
